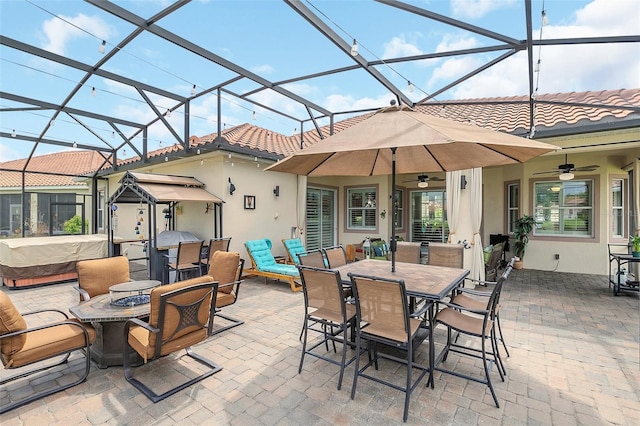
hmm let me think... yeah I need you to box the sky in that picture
[1,0,639,163]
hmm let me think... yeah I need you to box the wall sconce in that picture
[228,177,236,195]
[273,185,280,197]
[460,175,467,189]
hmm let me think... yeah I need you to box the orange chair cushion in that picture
[128,275,215,361]
[210,251,240,294]
[0,292,27,358]
[2,319,95,369]
[77,256,130,298]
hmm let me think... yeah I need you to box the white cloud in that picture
[451,0,517,20]
[252,64,275,75]
[41,14,114,55]
[382,35,423,59]
[430,0,640,99]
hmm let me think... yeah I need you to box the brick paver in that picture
[1,265,638,425]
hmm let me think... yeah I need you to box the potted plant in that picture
[513,215,535,269]
[630,234,640,258]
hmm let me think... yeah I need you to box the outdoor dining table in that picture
[334,259,469,387]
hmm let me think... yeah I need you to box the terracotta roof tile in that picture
[4,89,637,181]
[0,150,107,188]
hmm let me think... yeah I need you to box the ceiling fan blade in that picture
[572,165,599,172]
[533,170,560,175]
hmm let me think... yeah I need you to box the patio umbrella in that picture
[266,104,558,271]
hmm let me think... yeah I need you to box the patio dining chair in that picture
[0,292,96,414]
[166,240,204,282]
[349,273,429,422]
[394,241,422,264]
[451,257,515,371]
[123,275,221,403]
[297,249,328,269]
[201,237,231,275]
[433,259,514,408]
[297,265,360,390]
[322,245,348,268]
[428,242,464,268]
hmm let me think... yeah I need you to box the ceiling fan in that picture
[533,154,599,181]
[402,174,444,188]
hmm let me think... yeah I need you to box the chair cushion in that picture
[260,263,300,276]
[136,275,215,357]
[4,320,95,369]
[0,292,27,357]
[246,239,277,269]
[77,256,130,298]
[283,238,305,264]
[216,292,235,308]
[211,251,240,294]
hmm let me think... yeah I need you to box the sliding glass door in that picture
[306,187,336,250]
[409,190,449,243]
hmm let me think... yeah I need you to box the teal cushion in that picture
[283,238,305,265]
[263,264,299,276]
[246,239,277,269]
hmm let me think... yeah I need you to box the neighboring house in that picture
[2,89,639,277]
[0,150,105,237]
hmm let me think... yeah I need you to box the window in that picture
[611,178,625,238]
[507,182,519,234]
[533,180,593,237]
[347,187,377,230]
[97,190,105,231]
[394,188,404,230]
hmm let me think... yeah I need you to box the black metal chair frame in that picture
[297,265,361,390]
[297,249,327,268]
[167,240,204,282]
[123,281,221,403]
[212,258,245,335]
[202,237,232,274]
[0,309,93,414]
[435,260,514,408]
[349,273,429,422]
[455,260,514,368]
[322,245,348,268]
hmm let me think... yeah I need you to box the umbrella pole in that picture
[391,147,397,273]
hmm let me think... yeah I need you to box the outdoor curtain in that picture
[470,168,484,281]
[446,170,462,244]
[297,175,307,239]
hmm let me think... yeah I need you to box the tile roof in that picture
[0,150,107,188]
[2,88,638,187]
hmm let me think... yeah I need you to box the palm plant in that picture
[513,215,535,259]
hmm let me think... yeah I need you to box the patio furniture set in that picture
[0,239,243,413]
[244,236,513,422]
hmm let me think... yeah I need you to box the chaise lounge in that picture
[245,239,301,292]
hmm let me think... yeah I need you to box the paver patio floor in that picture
[1,265,638,425]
